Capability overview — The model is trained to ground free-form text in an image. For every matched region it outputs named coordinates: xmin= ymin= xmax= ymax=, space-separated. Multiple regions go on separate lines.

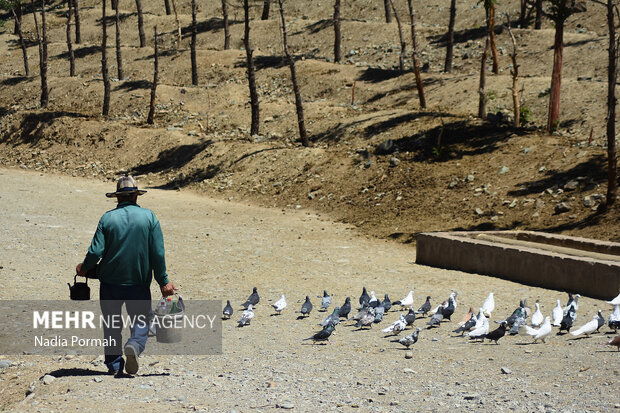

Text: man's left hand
xmin=160 ymin=282 xmax=177 ymax=297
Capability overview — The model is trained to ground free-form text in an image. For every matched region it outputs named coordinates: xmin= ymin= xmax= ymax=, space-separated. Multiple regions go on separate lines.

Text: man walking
xmin=76 ymin=175 xmax=176 ymax=376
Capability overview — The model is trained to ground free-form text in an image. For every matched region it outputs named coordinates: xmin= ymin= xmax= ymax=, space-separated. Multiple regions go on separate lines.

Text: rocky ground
xmin=0 ymin=168 xmax=619 ymax=413
xmin=0 ymin=0 xmax=618 ymax=246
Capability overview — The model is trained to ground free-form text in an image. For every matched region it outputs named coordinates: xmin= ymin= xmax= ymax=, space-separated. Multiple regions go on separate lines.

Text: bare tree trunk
xmin=243 ymin=0 xmax=260 ymax=135
xmin=66 ymin=1 xmax=75 ymax=77
xmin=11 ymin=7 xmax=30 ymax=77
xmin=147 ymin=27 xmax=159 ymax=124
xmin=164 ymin=0 xmax=171 ymax=15
xmin=261 ymin=0 xmax=270 ymax=20
xmin=102 ymin=0 xmax=111 ymax=117
xmin=115 ymin=0 xmax=123 ymax=80
xmin=519 ymin=0 xmax=527 ymax=28
xmin=13 ymin=3 xmax=22 ymax=36
xmin=508 ymin=19 xmax=519 ymax=127
xmin=478 ymin=37 xmax=489 ymax=119
xmin=406 ymin=0 xmax=426 ymax=108
xmin=32 ymin=0 xmax=49 ymax=107
xmin=171 ymin=0 xmax=181 ymax=48
xmin=547 ymin=20 xmax=564 ymax=131
xmin=222 ymin=0 xmax=230 ymax=50
xmin=191 ymin=0 xmax=198 ymax=85
xmin=605 ymin=0 xmax=617 ymax=206
xmin=111 ymin=0 xmax=118 ymax=9
xmin=73 ymin=0 xmax=81 ymax=43
xmin=383 ymin=0 xmax=392 ymax=23
xmin=334 ymin=0 xmax=341 ymax=63
xmin=41 ymin=0 xmax=48 ymax=107
xmin=388 ymin=0 xmax=406 ymax=71
xmin=444 ymin=0 xmax=456 ymax=72
xmin=487 ymin=2 xmax=499 ymax=74
xmin=135 ymin=0 xmax=145 ymax=47
xmin=278 ymin=0 xmax=309 ymax=147
xmin=535 ymin=0 xmax=542 ymax=29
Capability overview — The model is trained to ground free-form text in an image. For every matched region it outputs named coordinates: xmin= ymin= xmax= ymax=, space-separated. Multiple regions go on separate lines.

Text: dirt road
xmin=0 ymin=168 xmax=617 ymax=412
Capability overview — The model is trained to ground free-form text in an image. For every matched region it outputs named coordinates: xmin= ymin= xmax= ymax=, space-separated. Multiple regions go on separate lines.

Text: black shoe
xmin=107 ymin=368 xmax=119 ymax=376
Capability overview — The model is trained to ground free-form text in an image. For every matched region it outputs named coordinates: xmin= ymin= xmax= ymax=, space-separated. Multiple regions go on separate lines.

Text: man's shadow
xmin=48 ymin=368 xmax=170 ymax=379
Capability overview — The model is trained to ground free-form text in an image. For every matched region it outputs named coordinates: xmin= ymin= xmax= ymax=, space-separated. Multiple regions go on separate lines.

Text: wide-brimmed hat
xmin=105 ymin=175 xmax=147 ymax=198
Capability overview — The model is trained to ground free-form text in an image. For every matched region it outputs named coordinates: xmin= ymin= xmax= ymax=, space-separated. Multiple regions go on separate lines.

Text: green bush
xmin=520 ymin=106 xmax=532 ymax=126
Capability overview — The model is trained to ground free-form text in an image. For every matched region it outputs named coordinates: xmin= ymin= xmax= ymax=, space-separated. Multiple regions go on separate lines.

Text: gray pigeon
xmin=427 ymin=311 xmax=444 ymax=328
xmin=374 ymin=305 xmax=385 ymax=323
xmin=320 ymin=290 xmax=332 ymax=311
xmin=300 ymin=296 xmax=313 ymax=317
xmin=508 ymin=307 xmax=527 ymax=335
xmin=415 ymin=296 xmax=432 ymax=317
xmin=359 ymin=287 xmax=370 ymax=307
xmin=381 ymin=294 xmax=392 ymax=312
xmin=499 ymin=300 xmax=526 ymax=328
xmin=355 ymin=308 xmax=375 ymax=329
xmin=398 ymin=328 xmax=421 ymax=348
xmin=222 ymin=300 xmax=234 ymax=319
xmin=352 ymin=305 xmax=369 ymax=322
xmin=303 ymin=324 xmax=335 ymax=343
xmin=242 ymin=287 xmax=260 ymax=309
xmin=404 ymin=308 xmax=416 ymax=326
xmin=338 ymin=297 xmax=351 ymax=319
xmin=320 ymin=307 xmax=341 ymax=327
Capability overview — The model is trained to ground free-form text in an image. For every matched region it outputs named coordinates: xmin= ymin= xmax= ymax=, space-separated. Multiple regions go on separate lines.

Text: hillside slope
xmin=0 ymin=0 xmax=617 ymax=242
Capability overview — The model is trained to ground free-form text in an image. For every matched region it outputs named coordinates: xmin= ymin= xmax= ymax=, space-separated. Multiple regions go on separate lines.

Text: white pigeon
xmin=396 ymin=291 xmax=414 ymax=309
xmin=369 ymin=291 xmax=379 ymax=306
xmin=272 ymin=294 xmax=287 ymax=315
xmin=481 ymin=292 xmax=495 ymax=317
xmin=466 ymin=310 xmax=489 ymax=340
xmin=609 ymin=305 xmax=620 ymax=330
xmin=471 ymin=308 xmax=486 ymax=330
xmin=238 ymin=305 xmax=254 ymax=326
xmin=570 ymin=314 xmax=599 ymax=337
xmin=382 ymin=314 xmax=407 ymax=335
xmin=552 ymin=299 xmax=563 ymax=327
xmin=522 ymin=316 xmax=552 ymax=343
xmin=531 ymin=302 xmax=544 ymax=327
xmin=564 ymin=294 xmax=580 ymax=313
xmin=606 ymin=292 xmax=620 ymax=306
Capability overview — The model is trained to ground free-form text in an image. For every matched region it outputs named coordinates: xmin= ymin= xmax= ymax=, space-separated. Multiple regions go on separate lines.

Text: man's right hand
xmin=160 ymin=282 xmax=177 ymax=297
xmin=76 ymin=263 xmax=87 ymax=277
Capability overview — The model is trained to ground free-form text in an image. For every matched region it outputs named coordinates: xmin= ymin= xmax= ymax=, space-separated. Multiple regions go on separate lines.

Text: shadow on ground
xmin=10 ymin=111 xmax=88 ymax=146
xmin=115 ymin=79 xmax=152 ymax=91
xmin=55 ymin=45 xmax=101 ymax=60
xmin=131 ymin=140 xmax=214 ymax=176
xmin=507 ymin=155 xmax=607 ymax=197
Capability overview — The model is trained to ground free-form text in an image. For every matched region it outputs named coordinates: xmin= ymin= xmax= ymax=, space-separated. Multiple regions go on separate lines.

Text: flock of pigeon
xmin=221 ymin=287 xmax=620 ymax=350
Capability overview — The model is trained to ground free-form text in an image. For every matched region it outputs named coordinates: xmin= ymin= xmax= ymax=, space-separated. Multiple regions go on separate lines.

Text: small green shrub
xmin=520 ymin=106 xmax=532 ymax=126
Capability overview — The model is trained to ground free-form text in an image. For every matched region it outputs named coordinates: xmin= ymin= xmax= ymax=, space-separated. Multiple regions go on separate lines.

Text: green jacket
xmin=82 ymin=202 xmax=169 ymax=287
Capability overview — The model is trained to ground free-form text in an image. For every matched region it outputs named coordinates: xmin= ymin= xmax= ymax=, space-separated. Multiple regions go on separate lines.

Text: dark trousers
xmin=99 ymin=283 xmax=152 ymax=371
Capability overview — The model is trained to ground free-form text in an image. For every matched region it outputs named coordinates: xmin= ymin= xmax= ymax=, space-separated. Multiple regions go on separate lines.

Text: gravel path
xmin=0 ymin=167 xmax=618 ymax=412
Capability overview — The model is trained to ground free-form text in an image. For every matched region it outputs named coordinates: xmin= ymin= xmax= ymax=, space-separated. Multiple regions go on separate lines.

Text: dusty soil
xmin=0 ymin=0 xmax=618 ymax=247
xmin=0 ymin=167 xmax=619 ymax=413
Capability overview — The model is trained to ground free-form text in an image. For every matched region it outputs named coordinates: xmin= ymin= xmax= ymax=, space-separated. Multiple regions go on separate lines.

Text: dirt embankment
xmin=0 ymin=0 xmax=618 ymax=246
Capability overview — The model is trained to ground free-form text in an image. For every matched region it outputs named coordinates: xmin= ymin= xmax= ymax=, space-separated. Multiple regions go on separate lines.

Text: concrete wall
xmin=416 ymin=232 xmax=620 ymax=300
